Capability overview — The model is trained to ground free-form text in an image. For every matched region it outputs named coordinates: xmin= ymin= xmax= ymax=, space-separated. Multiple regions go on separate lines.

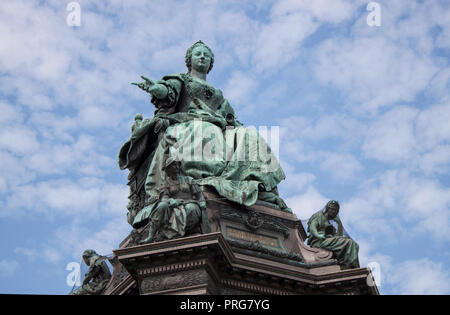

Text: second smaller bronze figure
xmin=307 ymin=200 xmax=360 ymax=269
xmin=70 ymin=249 xmax=111 ymax=295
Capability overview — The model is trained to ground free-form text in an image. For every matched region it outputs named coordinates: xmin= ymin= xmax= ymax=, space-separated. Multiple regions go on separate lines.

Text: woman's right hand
xmin=132 ymin=75 xmax=155 ymax=92
xmin=132 ymin=75 xmax=168 ymax=99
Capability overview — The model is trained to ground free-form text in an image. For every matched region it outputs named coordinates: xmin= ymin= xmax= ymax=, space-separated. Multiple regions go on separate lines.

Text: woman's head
xmin=325 ymin=200 xmax=340 ymax=219
xmin=185 ymin=40 xmax=214 ymax=74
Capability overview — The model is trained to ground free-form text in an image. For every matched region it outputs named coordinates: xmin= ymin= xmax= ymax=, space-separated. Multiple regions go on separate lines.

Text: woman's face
xmin=326 ymin=207 xmax=339 ymax=219
xmin=190 ymin=45 xmax=212 ymax=74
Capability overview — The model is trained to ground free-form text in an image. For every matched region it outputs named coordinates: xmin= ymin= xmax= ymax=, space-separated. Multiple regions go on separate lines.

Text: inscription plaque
xmin=227 ymin=226 xmax=280 ymax=248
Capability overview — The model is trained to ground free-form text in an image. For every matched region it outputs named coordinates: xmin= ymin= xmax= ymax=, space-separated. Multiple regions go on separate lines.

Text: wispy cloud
xmin=0 ymin=259 xmax=20 ymax=277
xmin=388 ymin=258 xmax=450 ymax=294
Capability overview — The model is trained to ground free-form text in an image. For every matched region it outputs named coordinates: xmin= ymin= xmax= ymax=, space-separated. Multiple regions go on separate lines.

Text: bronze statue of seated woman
xmin=307 ymin=200 xmax=360 ymax=269
xmin=119 ymin=41 xmax=292 ymax=242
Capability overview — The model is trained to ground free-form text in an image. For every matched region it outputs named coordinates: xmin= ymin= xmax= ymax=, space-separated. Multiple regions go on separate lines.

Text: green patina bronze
xmin=136 ymin=158 xmax=210 ymax=243
xmin=119 ymin=41 xmax=290 ymax=244
xmin=70 ymin=250 xmax=111 ymax=295
xmin=307 ymin=200 xmax=360 ymax=269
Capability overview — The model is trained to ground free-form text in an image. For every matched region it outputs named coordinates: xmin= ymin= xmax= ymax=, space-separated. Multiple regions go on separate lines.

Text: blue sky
xmin=0 ymin=0 xmax=449 ymax=294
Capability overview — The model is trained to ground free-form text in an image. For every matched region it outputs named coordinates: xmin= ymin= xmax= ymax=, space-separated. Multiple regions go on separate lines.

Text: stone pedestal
xmin=108 ymin=232 xmax=377 ymax=295
xmin=103 ymin=192 xmax=379 ymax=295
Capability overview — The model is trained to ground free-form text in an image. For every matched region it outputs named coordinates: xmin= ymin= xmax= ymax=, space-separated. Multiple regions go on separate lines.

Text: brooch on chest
xmin=203 ymin=86 xmax=214 ymax=100
xmin=183 ymin=73 xmax=215 ymax=101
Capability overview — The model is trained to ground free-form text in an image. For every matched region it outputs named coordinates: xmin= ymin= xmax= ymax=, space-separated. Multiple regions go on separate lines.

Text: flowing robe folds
xmin=119 ymin=73 xmax=289 ymax=230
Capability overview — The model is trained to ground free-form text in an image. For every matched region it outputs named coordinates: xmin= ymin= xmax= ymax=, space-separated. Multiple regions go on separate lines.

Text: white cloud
xmin=53 ymin=217 xmax=131 ymax=261
xmin=29 ymin=112 xmax=78 ymax=142
xmin=19 ymin=133 xmax=115 ymax=176
xmin=43 ymin=247 xmax=63 ymax=264
xmin=362 ymin=106 xmax=419 ymax=163
xmin=355 ymin=240 xmax=450 ymax=294
xmin=344 ymin=170 xmax=450 ymax=240
xmin=290 ymin=0 xmax=361 ymax=22
xmin=223 ymin=71 xmax=258 ymax=107
xmin=355 ymin=239 xmax=392 ymax=290
xmin=253 ymin=0 xmax=356 ymax=72
xmin=279 ymin=114 xmax=364 ymax=181
xmin=357 ymin=238 xmax=391 ymax=269
xmin=279 ymin=171 xmax=316 ymax=195
xmin=418 ymin=145 xmax=450 ymax=175
xmin=362 ymin=104 xmax=450 ymax=174
xmin=280 ymin=113 xmax=364 ymax=146
xmin=416 ymin=103 xmax=450 ymax=151
xmin=427 ymin=68 xmax=450 ymax=101
xmin=0 ymin=259 xmax=20 ymax=277
xmin=72 ymin=218 xmax=131 ymax=258
xmin=319 ymin=152 xmax=363 ymax=180
xmin=14 ymin=247 xmax=38 ymax=261
xmin=286 ymin=185 xmax=329 ymax=220
xmin=251 ymin=0 xmax=357 ymax=73
xmin=388 ymin=258 xmax=450 ymax=294
xmin=0 ymin=127 xmax=40 ymax=156
xmin=314 ymin=37 xmax=438 ymax=113
xmin=312 ymin=0 xmax=447 ymax=113
xmin=252 ymin=13 xmax=318 ymax=73
xmin=0 ymin=151 xmax=36 ymax=196
xmin=6 ymin=178 xmax=128 ymax=218
xmin=0 ymin=101 xmax=24 ymax=124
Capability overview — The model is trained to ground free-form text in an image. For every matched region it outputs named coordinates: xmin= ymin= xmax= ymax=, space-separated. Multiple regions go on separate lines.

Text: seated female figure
xmin=307 ymin=200 xmax=360 ymax=269
xmin=123 ymin=41 xmax=291 ymax=241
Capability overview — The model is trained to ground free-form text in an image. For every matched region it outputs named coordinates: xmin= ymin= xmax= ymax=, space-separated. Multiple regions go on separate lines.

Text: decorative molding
xmin=225 ymin=237 xmax=304 ymax=262
xmin=221 ymin=279 xmax=291 ymax=295
xmin=221 ymin=209 xmax=290 ymax=238
xmin=244 ymin=210 xmax=264 ymax=231
xmin=141 ymin=269 xmax=208 ymax=293
xmin=137 ymin=259 xmax=207 ymax=277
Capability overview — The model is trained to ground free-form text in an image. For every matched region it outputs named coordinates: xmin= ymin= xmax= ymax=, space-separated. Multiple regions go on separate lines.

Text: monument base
xmin=104 ymin=232 xmax=378 ymax=295
xmin=102 ymin=190 xmax=378 ymax=295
